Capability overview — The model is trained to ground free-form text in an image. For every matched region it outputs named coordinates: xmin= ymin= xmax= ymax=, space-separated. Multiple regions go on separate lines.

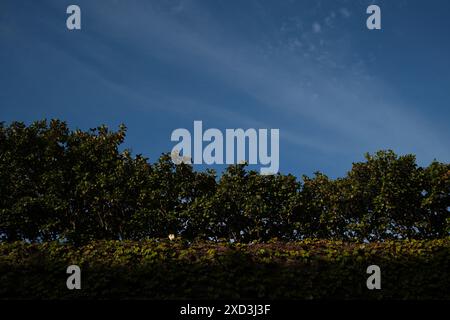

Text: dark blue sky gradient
xmin=1 ymin=0 xmax=449 ymax=177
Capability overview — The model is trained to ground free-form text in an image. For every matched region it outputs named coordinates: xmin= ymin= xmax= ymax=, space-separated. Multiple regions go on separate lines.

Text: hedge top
xmin=0 ymin=120 xmax=449 ymax=244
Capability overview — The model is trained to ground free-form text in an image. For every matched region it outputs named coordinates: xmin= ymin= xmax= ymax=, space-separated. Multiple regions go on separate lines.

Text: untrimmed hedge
xmin=1 ymin=239 xmax=449 ymax=299
xmin=1 ymin=120 xmax=449 ymax=244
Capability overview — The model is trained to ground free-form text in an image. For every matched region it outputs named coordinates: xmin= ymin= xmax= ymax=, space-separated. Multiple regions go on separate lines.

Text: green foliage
xmin=0 ymin=239 xmax=449 ymax=299
xmin=0 ymin=120 xmax=449 ymax=243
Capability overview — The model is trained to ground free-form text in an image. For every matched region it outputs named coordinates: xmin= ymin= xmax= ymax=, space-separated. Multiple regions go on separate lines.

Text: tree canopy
xmin=0 ymin=120 xmax=449 ymax=244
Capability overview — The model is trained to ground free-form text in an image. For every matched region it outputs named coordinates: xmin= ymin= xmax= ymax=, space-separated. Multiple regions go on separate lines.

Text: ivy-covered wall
xmin=1 ymin=239 xmax=449 ymax=299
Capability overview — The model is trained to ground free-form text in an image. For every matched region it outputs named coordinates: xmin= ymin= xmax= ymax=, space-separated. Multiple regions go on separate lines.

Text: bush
xmin=0 ymin=120 xmax=449 ymax=243
xmin=0 ymin=239 xmax=449 ymax=299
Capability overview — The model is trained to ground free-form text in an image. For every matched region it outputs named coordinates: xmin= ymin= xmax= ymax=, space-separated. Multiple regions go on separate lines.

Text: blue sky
xmin=1 ymin=0 xmax=449 ymax=177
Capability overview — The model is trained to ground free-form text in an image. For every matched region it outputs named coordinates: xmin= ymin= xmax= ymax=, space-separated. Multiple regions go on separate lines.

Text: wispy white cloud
xmin=42 ymin=1 xmax=450 ymax=165
xmin=339 ymin=8 xmax=351 ymax=18
xmin=312 ymin=22 xmax=322 ymax=33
